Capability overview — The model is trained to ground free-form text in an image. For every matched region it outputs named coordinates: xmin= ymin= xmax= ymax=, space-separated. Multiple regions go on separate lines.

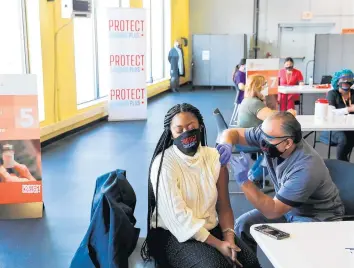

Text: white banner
xmin=107 ymin=8 xmax=147 ymax=121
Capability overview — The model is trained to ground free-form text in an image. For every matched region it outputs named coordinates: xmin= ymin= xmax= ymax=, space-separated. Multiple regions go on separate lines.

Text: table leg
xmin=313 ymin=131 xmax=317 ymax=148
xmin=300 ymin=94 xmax=303 ymax=115
xmin=328 ymin=131 xmax=332 ymax=159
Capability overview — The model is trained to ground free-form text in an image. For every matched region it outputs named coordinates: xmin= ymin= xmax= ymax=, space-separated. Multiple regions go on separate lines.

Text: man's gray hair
xmin=267 ymin=111 xmax=302 ymax=142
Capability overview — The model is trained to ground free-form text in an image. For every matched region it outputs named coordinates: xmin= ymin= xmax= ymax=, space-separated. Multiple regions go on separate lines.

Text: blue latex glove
xmin=216 ymin=143 xmax=232 ymax=165
xmin=230 ymin=152 xmax=251 ymax=185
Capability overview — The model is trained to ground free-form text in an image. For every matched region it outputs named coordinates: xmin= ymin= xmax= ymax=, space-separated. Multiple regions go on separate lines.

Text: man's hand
xmin=230 ymin=152 xmax=250 ymax=185
xmin=216 ymin=143 xmax=233 ymax=166
xmin=287 ymin=109 xmax=297 ymax=117
xmin=0 ymin=163 xmax=36 ymax=182
xmin=348 ymin=105 xmax=354 ymax=113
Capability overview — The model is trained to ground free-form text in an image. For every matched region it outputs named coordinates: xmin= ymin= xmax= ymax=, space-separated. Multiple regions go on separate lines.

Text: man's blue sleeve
xmin=244 ymin=126 xmax=262 ymax=147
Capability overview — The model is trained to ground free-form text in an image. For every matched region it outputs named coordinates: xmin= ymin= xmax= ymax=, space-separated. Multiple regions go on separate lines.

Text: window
xmin=0 ymin=0 xmax=27 ymax=74
xmin=25 ymin=0 xmax=45 ymax=121
xmin=74 ymin=12 xmax=97 ymax=104
xmin=0 ymin=0 xmax=45 ymax=121
xmin=143 ymin=0 xmax=171 ymax=83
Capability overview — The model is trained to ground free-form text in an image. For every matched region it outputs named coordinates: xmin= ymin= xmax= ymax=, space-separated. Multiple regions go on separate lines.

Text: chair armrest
xmin=324 ymin=215 xmax=354 ymax=222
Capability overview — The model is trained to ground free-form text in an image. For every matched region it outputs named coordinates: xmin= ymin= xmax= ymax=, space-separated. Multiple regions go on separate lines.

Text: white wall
xmin=259 ymin=0 xmax=354 ymax=56
xmin=190 ymin=0 xmax=354 ymax=56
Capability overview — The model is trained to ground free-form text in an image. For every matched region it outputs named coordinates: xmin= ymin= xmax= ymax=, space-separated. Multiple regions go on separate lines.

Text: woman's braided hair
xmin=141 ymin=103 xmax=207 ymax=262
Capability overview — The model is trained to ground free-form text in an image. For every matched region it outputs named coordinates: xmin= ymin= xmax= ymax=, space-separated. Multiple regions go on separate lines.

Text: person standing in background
xmin=232 ymin=58 xmax=247 ymax=104
xmin=168 ymin=40 xmax=185 ymax=93
xmin=278 ymin=57 xmax=304 ymax=111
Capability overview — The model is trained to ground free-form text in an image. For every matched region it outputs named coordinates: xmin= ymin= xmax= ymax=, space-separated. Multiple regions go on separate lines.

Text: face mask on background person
xmin=260 ymin=85 xmax=269 ymax=97
xmin=339 ymin=81 xmax=353 ymax=91
xmin=285 ymin=66 xmax=294 ymax=71
xmin=173 ymin=129 xmax=201 ymax=156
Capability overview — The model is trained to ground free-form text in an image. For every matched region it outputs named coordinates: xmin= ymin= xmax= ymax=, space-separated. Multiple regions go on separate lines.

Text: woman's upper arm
xmin=256 ymin=107 xmax=274 ymax=121
xmin=216 ymin=166 xmax=231 ymax=210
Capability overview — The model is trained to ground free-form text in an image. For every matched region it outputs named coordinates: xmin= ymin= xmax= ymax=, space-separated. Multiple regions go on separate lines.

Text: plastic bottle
xmin=309 ymin=76 xmax=313 ymax=87
xmin=2 ymin=144 xmax=15 ymax=170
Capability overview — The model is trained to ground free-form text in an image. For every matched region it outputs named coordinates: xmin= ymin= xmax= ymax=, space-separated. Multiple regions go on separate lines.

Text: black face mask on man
xmin=173 ymin=129 xmax=201 ymax=156
xmin=260 ymin=139 xmax=289 ymax=158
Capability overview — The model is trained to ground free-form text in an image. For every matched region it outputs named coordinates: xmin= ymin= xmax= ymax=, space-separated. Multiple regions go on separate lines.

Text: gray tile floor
xmin=0 ymin=88 xmax=351 ymax=268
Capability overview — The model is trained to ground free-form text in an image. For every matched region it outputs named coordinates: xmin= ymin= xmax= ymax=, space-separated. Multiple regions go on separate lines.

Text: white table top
xmin=278 ymin=85 xmax=331 ymax=94
xmin=251 ymin=222 xmax=354 ymax=268
xmin=296 ymin=115 xmax=354 ymax=131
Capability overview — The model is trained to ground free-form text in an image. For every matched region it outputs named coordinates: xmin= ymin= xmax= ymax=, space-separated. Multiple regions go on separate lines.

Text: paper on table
xmin=202 ymin=50 xmax=210 ymax=61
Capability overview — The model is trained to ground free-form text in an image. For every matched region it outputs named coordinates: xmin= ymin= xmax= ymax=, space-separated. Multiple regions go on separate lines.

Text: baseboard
xmin=0 ymin=202 xmax=43 ymax=219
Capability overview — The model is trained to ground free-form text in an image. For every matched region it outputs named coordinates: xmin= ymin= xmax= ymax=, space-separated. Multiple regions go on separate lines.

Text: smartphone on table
xmin=254 ymin=225 xmax=290 ymax=240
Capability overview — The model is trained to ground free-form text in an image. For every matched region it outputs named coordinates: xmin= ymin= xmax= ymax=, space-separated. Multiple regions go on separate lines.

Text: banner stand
xmin=0 ymin=75 xmax=44 ymax=220
xmin=0 ymin=202 xmax=43 ymax=220
xmin=106 ymin=8 xmax=147 ymax=121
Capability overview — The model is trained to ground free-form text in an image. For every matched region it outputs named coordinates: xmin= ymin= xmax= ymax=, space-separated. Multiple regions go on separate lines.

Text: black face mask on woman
xmin=173 ymin=129 xmax=201 ymax=156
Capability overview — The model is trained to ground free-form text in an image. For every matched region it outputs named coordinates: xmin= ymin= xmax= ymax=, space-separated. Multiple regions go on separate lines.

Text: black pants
xmin=332 ymin=131 xmax=354 ymax=161
xmin=170 ymin=75 xmax=179 ymax=92
xmin=148 ymin=226 xmax=261 ymax=268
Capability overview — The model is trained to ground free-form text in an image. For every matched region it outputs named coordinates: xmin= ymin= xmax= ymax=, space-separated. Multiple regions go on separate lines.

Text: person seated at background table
xmin=232 ymin=58 xmax=246 ymax=104
xmin=236 ymin=74 xmax=296 ymax=182
xmin=278 ymin=57 xmax=304 ymax=111
xmin=237 ymin=74 xmax=296 ymax=128
xmin=321 ymin=69 xmax=354 ymax=162
xmin=217 ymin=112 xmax=344 ymax=253
xmin=141 ymin=103 xmax=261 ymax=268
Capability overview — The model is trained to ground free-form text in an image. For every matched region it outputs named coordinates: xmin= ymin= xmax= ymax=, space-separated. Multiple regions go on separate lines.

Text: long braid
xmin=141 ymin=103 xmax=207 ymax=263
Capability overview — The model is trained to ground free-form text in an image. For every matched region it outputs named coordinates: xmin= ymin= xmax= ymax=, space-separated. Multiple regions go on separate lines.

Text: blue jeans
xmin=235 ymin=209 xmax=319 ymax=253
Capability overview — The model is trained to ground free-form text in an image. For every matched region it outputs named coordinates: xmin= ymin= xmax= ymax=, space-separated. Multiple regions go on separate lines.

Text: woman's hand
xmin=287 ymin=109 xmax=297 ymax=117
xmin=216 ymin=240 xmax=243 ymax=267
xmin=348 ymin=105 xmax=354 ymax=113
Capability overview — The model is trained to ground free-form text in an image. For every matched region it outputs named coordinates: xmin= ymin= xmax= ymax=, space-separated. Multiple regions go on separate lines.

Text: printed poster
xmin=0 ymin=74 xmax=42 ymax=206
xmin=246 ymin=58 xmax=280 ymax=95
xmin=107 ymin=8 xmax=147 ymax=121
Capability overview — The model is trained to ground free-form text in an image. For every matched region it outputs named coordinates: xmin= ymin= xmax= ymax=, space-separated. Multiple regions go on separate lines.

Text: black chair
xmin=213 ymin=108 xmax=274 ymax=194
xmin=323 ymin=159 xmax=354 ymax=221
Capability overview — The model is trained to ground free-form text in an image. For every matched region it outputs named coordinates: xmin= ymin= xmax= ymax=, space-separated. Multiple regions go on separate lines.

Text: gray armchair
xmin=324 ymin=159 xmax=354 ymax=221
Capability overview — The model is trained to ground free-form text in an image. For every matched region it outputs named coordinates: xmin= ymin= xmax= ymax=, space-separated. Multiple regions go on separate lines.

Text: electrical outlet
xmin=61 ymin=0 xmax=73 ymax=19
xmin=302 ymin=11 xmax=313 ymax=20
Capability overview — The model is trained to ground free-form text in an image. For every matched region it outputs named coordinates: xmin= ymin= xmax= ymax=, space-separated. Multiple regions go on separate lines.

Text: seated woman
xmin=237 ymin=74 xmax=296 ymax=128
xmin=232 ymin=58 xmax=246 ymax=104
xmin=237 ymin=74 xmax=296 ymax=180
xmin=322 ymin=69 xmax=354 ymax=161
xmin=141 ymin=103 xmax=260 ymax=268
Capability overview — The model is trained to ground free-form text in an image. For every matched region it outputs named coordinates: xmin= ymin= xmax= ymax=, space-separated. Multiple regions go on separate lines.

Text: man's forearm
xmin=241 ymin=181 xmax=279 ymax=219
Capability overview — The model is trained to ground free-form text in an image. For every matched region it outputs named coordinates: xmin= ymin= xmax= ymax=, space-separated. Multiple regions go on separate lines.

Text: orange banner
xmin=342 ymin=28 xmax=354 ymax=34
xmin=0 ymin=75 xmax=42 ymax=207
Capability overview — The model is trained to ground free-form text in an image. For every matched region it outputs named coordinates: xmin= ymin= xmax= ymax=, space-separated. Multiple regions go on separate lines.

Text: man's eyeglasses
xmin=259 ymin=128 xmax=294 ymax=142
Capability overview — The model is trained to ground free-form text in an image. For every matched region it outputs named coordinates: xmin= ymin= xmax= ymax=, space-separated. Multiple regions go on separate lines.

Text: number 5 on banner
xmin=18 ymin=108 xmax=35 ymax=128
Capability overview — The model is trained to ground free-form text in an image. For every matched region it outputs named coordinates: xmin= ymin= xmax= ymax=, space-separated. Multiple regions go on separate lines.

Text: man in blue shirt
xmin=217 ymin=112 xmax=345 ymax=252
